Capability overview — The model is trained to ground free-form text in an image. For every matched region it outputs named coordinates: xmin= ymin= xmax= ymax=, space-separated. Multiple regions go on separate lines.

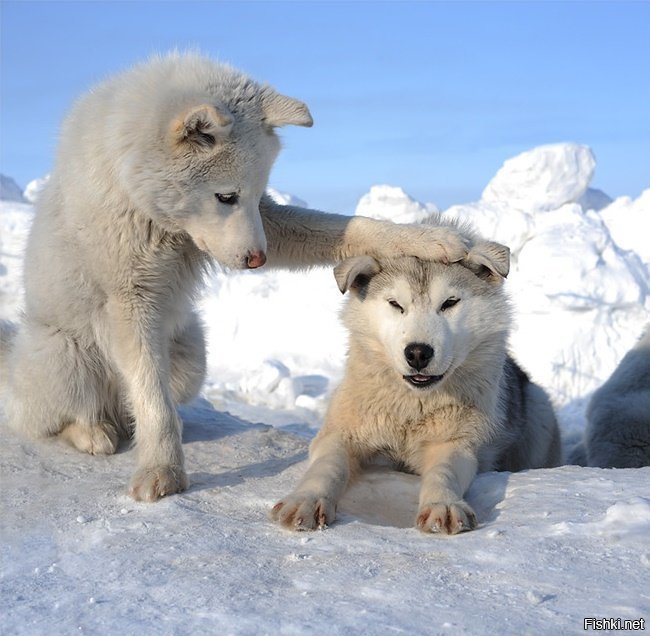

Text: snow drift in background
xmin=356 ymin=184 xmax=438 ymax=224
xmin=1 ymin=143 xmax=648 ymax=447
xmin=445 ymin=143 xmax=649 ymax=440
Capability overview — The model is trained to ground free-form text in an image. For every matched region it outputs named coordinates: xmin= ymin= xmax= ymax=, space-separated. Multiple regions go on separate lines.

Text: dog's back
xmin=491 ymin=356 xmax=561 ymax=471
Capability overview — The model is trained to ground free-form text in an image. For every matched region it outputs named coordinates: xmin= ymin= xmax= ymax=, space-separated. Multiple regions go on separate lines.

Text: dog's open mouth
xmin=403 ymin=373 xmax=444 ymax=389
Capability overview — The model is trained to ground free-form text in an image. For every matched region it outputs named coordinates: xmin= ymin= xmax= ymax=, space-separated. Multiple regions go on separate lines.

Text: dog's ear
xmin=262 ymin=91 xmax=313 ymax=128
xmin=172 ymin=104 xmax=233 ymax=150
xmin=334 ymin=256 xmax=381 ymax=295
xmin=463 ymin=241 xmax=510 ymax=283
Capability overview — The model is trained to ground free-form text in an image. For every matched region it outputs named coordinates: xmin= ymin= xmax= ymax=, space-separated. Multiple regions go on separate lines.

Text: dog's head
xmin=121 ymin=56 xmax=312 ymax=270
xmin=168 ymin=83 xmax=312 ymax=270
xmin=334 ymin=242 xmax=511 ymax=391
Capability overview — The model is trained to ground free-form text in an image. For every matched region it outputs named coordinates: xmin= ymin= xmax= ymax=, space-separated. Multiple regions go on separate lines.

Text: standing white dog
xmin=272 ymin=241 xmax=561 ymax=534
xmin=0 ymin=53 xmax=466 ymax=502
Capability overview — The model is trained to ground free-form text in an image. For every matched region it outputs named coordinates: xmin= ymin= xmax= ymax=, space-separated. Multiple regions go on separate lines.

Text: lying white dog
xmin=273 ymin=240 xmax=560 ymax=534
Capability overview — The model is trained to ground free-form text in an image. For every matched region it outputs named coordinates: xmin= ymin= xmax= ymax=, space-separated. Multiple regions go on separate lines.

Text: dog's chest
xmin=366 ymin=409 xmax=453 ymax=472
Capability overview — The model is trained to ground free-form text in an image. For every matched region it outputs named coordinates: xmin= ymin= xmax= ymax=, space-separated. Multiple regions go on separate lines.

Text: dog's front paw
xmin=416 ymin=501 xmax=477 ymax=535
xmin=128 ymin=465 xmax=189 ymax=502
xmin=402 ymin=225 xmax=469 ymax=264
xmin=271 ymin=494 xmax=335 ymax=531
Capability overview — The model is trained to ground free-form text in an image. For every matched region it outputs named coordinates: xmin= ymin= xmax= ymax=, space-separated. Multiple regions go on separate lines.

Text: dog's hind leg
xmin=59 ymin=419 xmax=119 ymax=455
xmin=169 ymin=311 xmax=207 ymax=405
xmin=6 ymin=321 xmax=121 ymax=452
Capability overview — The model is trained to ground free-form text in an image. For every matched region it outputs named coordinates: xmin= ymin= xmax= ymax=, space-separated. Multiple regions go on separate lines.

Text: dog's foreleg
xmin=416 ymin=442 xmax=479 ymax=535
xmin=271 ymin=432 xmax=355 ymax=530
xmin=106 ymin=298 xmax=188 ymax=502
xmin=259 ymin=195 xmax=467 ymax=269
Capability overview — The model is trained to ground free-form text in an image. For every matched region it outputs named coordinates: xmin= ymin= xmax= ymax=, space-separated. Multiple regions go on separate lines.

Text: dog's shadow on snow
xmin=189 ymin=451 xmax=308 ymax=492
xmin=179 ymin=398 xmax=263 ymax=443
xmin=337 ymin=466 xmax=510 ymax=531
xmin=178 ymin=397 xmax=309 ymax=492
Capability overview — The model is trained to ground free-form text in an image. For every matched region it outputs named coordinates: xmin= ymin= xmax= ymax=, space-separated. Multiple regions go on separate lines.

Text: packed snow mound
xmin=445 ymin=198 xmax=535 ymax=255
xmin=355 ymin=185 xmax=438 ymax=223
xmin=266 ymin=186 xmax=307 ymax=208
xmin=0 ymin=200 xmax=32 ymax=319
xmin=199 ymin=265 xmax=345 ymax=430
xmin=0 ymin=174 xmax=25 ymax=203
xmin=578 ymin=187 xmax=613 ymax=213
xmin=23 ymin=175 xmax=50 ymax=203
xmin=445 ymin=170 xmax=648 ymax=419
xmin=514 ymin=203 xmax=646 ymax=310
xmin=504 ymin=199 xmax=648 ymax=415
xmin=595 ymin=189 xmax=650 ymax=263
xmin=481 ymin=143 xmax=595 ymax=212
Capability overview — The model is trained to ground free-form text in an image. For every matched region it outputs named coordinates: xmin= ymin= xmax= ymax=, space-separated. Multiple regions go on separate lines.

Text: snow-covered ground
xmin=1 ymin=144 xmax=649 ymax=633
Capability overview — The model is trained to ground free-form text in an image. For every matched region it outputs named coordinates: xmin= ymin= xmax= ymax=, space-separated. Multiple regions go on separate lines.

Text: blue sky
xmin=1 ymin=1 xmax=649 ymax=212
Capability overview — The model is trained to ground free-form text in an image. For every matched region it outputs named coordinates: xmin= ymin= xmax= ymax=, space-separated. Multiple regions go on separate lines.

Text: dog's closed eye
xmin=388 ymin=299 xmax=404 ymax=313
xmin=440 ymin=297 xmax=460 ymax=312
xmin=215 ymin=192 xmax=239 ymax=205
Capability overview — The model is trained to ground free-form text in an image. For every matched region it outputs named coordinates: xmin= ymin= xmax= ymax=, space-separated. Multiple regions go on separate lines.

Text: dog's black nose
xmin=404 ymin=343 xmax=434 ymax=370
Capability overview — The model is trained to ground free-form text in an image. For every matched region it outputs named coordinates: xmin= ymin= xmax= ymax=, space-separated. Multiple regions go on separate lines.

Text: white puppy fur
xmin=0 ymin=53 xmax=468 ymax=502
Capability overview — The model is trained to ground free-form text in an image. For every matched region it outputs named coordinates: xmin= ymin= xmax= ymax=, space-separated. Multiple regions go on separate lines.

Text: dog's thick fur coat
xmin=0 ymin=53 xmax=468 ymax=502
xmin=582 ymin=325 xmax=650 ymax=468
xmin=272 ymin=244 xmax=561 ymax=534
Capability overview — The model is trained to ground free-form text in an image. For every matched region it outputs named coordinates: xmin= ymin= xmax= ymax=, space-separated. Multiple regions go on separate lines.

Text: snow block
xmin=481 ymin=143 xmax=595 ymax=212
xmin=355 ymin=185 xmax=438 ymax=224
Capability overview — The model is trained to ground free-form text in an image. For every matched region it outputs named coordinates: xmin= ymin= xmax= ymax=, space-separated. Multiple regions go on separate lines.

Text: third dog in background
xmin=583 ymin=325 xmax=650 ymax=468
